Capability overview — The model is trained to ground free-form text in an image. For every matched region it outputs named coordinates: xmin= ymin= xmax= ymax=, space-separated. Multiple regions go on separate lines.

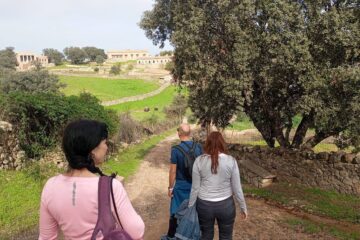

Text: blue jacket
xmin=175 ymin=200 xmax=200 ymax=240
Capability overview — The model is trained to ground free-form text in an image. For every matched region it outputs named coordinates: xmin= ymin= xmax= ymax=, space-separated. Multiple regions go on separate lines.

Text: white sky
xmin=0 ymin=0 xmax=173 ymax=55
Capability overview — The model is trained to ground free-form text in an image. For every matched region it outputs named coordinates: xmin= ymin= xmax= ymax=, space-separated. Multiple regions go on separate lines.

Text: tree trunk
xmin=292 ymin=111 xmax=314 ymax=148
xmin=275 ymin=129 xmax=290 ymax=148
xmin=284 ymin=117 xmax=292 ymax=144
xmin=250 ymin=117 xmax=276 ymax=148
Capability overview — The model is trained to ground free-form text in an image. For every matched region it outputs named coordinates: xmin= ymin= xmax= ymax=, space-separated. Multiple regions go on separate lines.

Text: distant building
xmin=137 ymin=55 xmax=172 ymax=65
xmin=106 ymin=50 xmax=150 ymax=62
xmin=16 ymin=52 xmax=50 ymax=71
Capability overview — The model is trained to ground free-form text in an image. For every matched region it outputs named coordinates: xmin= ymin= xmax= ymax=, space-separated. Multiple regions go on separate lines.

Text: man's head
xmin=177 ymin=123 xmax=191 ymax=140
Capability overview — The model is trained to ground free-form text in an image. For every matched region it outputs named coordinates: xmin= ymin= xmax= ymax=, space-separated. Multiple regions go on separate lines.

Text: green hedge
xmin=2 ymin=92 xmax=118 ymax=158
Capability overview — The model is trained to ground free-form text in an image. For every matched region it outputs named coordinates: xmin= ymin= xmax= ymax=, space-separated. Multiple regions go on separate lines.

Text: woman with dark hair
xmin=189 ymin=131 xmax=247 ymax=240
xmin=39 ymin=119 xmax=145 ymax=240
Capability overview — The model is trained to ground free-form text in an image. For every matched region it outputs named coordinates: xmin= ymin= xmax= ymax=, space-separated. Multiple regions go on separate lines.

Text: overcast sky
xmin=0 ymin=0 xmax=172 ymax=55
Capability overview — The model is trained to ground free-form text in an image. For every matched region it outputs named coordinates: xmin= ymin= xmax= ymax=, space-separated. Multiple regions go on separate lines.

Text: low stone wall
xmin=228 ymin=144 xmax=360 ymax=196
xmin=0 ymin=121 xmax=26 ymax=170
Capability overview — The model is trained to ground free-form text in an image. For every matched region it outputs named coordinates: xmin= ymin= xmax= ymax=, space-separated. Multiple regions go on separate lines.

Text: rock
xmin=120 ymin=142 xmax=129 ymax=148
xmin=144 ymin=107 xmax=150 ymax=112
xmin=0 ymin=121 xmax=13 ymax=132
xmin=16 ymin=151 xmax=26 ymax=160
xmin=253 ymin=145 xmax=261 ymax=153
xmin=329 ymin=153 xmax=341 ymax=163
xmin=341 ymin=154 xmax=354 ymax=163
xmin=317 ymin=152 xmax=329 ymax=161
xmin=353 ymin=155 xmax=360 ymax=164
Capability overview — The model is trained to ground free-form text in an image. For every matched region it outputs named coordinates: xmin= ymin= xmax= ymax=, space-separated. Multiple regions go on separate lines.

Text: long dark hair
xmin=62 ymin=119 xmax=108 ymax=176
xmin=204 ymin=131 xmax=227 ymax=174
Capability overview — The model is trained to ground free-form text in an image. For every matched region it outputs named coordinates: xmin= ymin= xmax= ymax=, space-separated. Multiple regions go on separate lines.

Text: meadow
xmin=59 ymin=76 xmax=160 ymax=101
xmin=108 ymin=85 xmax=181 ymax=121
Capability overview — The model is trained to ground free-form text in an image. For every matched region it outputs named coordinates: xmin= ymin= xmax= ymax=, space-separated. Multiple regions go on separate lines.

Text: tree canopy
xmin=141 ymin=0 xmax=360 ymax=151
xmin=0 ymin=68 xmax=64 ymax=94
xmin=43 ymin=48 xmax=64 ymax=66
xmin=82 ymin=46 xmax=107 ymax=62
xmin=63 ymin=47 xmax=87 ymax=64
xmin=0 ymin=47 xmax=17 ymax=70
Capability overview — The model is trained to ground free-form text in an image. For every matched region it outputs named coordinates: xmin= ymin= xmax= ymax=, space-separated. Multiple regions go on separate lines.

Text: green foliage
xmin=94 ymin=67 xmax=100 ymax=73
xmin=95 ymin=55 xmax=105 ymax=64
xmin=164 ymin=94 xmax=187 ymax=123
xmin=0 ymin=47 xmax=17 ymax=70
xmin=2 ymin=92 xmax=118 ymax=158
xmin=42 ymin=48 xmax=64 ymax=65
xmin=160 ymin=50 xmax=173 ymax=56
xmin=141 ymin=0 xmax=360 ymax=150
xmin=110 ymin=64 xmax=121 ymax=75
xmin=63 ymin=47 xmax=87 ymax=64
xmin=82 ymin=46 xmax=107 ymax=62
xmin=164 ymin=61 xmax=174 ymax=72
xmin=0 ymin=68 xmax=65 ymax=94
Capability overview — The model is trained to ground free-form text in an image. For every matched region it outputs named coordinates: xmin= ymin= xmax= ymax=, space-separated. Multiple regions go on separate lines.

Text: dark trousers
xmin=167 ymin=214 xmax=177 ymax=238
xmin=196 ymin=197 xmax=236 ymax=240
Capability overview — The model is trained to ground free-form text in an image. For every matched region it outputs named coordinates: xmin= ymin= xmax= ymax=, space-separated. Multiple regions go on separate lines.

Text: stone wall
xmin=228 ymin=144 xmax=360 ymax=196
xmin=0 ymin=121 xmax=26 ymax=170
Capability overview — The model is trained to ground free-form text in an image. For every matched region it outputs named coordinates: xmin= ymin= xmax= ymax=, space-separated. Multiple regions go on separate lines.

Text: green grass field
xmin=59 ymin=76 xmax=160 ymax=101
xmin=107 ymin=86 xmax=181 ymax=121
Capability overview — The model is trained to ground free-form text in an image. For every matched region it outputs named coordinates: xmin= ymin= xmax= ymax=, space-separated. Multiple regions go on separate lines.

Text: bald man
xmin=161 ymin=124 xmax=203 ymax=240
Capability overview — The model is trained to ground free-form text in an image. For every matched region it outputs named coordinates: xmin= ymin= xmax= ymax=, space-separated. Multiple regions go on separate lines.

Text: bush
xmin=94 ymin=67 xmax=99 ymax=73
xmin=110 ymin=64 xmax=121 ymax=75
xmin=164 ymin=94 xmax=187 ymax=123
xmin=117 ymin=113 xmax=144 ymax=143
xmin=0 ymin=68 xmax=65 ymax=94
xmin=2 ymin=92 xmax=118 ymax=158
xmin=165 ymin=61 xmax=174 ymax=72
xmin=187 ymin=114 xmax=198 ymax=124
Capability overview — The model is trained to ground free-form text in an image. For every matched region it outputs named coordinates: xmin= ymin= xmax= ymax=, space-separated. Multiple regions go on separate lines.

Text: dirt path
xmin=124 ymin=135 xmax=338 ymax=240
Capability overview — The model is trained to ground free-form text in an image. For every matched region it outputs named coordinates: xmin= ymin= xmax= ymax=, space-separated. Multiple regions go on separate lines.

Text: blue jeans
xmin=196 ymin=197 xmax=236 ymax=240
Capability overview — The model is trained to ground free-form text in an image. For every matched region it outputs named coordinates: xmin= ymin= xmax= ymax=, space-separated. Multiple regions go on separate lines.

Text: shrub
xmin=0 ymin=68 xmax=65 ymax=94
xmin=117 ymin=113 xmax=144 ymax=143
xmin=2 ymin=92 xmax=118 ymax=158
xmin=187 ymin=114 xmax=198 ymax=124
xmin=164 ymin=94 xmax=187 ymax=123
xmin=110 ymin=64 xmax=121 ymax=75
xmin=165 ymin=61 xmax=174 ymax=72
xmin=94 ymin=67 xmax=99 ymax=73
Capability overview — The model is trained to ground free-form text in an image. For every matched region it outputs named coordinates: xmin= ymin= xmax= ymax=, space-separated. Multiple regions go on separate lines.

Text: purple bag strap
xmin=91 ymin=176 xmax=117 ymax=240
xmin=110 ymin=176 xmax=124 ymax=229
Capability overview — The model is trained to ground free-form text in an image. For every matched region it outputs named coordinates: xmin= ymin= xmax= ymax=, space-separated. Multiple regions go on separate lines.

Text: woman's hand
xmin=240 ymin=211 xmax=248 ymax=220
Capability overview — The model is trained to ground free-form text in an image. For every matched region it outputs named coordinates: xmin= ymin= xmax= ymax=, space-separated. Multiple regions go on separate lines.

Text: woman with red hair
xmin=189 ymin=131 xmax=247 ymax=240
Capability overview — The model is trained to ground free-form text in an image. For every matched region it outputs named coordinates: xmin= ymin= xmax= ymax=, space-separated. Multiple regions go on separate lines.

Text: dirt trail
xmin=124 ymin=135 xmax=338 ymax=240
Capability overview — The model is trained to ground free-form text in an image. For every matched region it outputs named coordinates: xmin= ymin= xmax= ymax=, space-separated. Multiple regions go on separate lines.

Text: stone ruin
xmin=0 ymin=121 xmax=27 ymax=170
xmin=228 ymin=144 xmax=360 ymax=196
